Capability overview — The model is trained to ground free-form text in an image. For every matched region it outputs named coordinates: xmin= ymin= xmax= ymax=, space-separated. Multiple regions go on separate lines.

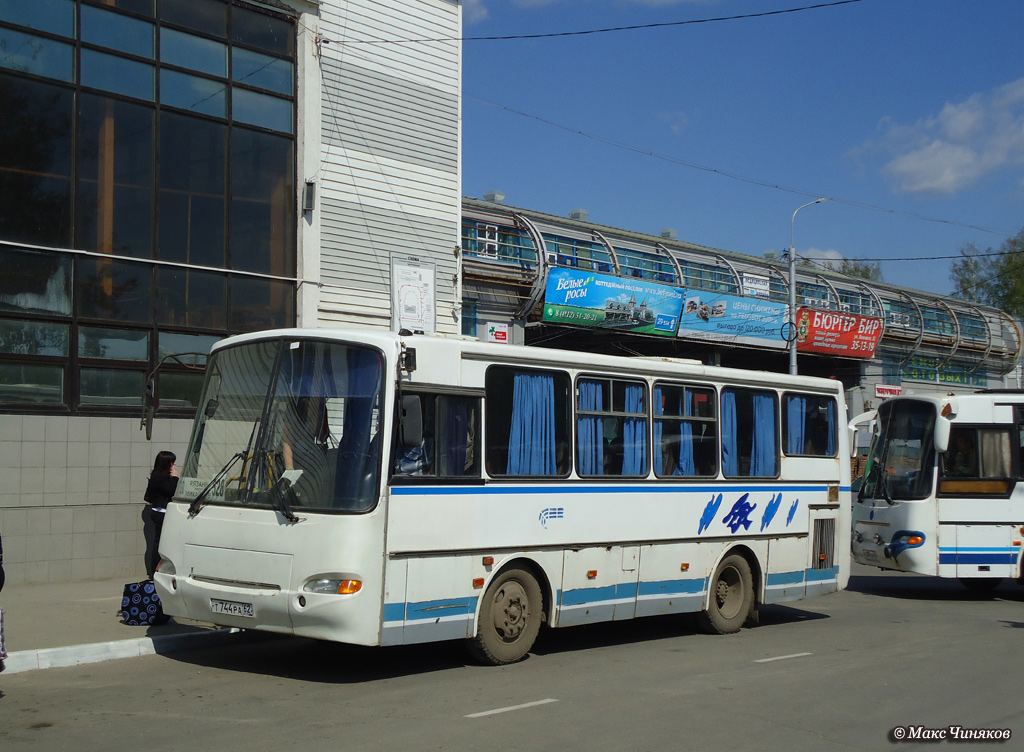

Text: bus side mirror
xmin=140 ymin=378 xmax=156 ymax=441
xmin=934 ymin=416 xmax=951 ymax=453
xmin=399 ymin=395 xmax=422 ymax=449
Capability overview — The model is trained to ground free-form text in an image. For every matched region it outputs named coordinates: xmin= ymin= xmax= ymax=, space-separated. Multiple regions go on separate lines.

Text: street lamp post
xmin=788 ymin=198 xmax=830 ymax=375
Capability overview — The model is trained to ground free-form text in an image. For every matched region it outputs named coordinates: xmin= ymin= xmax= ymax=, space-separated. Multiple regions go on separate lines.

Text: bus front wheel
xmin=468 ymin=568 xmax=542 ymax=665
xmin=698 ymin=554 xmax=754 ymax=635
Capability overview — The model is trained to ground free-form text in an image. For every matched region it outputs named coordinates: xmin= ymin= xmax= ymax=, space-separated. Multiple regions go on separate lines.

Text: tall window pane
xmin=0 ymin=28 xmax=74 ymax=81
xmin=0 ymin=74 xmax=73 ymax=247
xmin=78 ymin=326 xmax=149 ymax=361
xmin=76 ymin=257 xmax=152 ymax=323
xmin=80 ymin=48 xmax=154 ymax=100
xmin=160 ymin=69 xmax=226 ymax=118
xmin=232 ymin=88 xmax=291 ymax=133
xmin=160 ymin=27 xmax=226 ymax=77
xmin=0 ymin=0 xmax=75 ymax=38
xmin=0 ymin=320 xmax=68 ymax=356
xmin=157 ymin=267 xmax=226 ymax=329
xmin=159 ymin=0 xmax=226 ymax=38
xmin=230 ymin=276 xmax=292 ymax=332
xmin=230 ymin=128 xmax=294 ymax=275
xmin=81 ymin=4 xmax=154 ymax=59
xmin=0 ymin=363 xmax=63 ymax=403
xmin=76 ymin=94 xmax=154 ymax=258
xmin=80 ymin=367 xmax=143 ymax=405
xmin=232 ymin=47 xmax=291 ymax=94
xmin=232 ymin=5 xmax=293 ymax=57
xmin=0 ymin=247 xmax=72 ymax=316
xmin=158 ymin=112 xmax=226 ymax=266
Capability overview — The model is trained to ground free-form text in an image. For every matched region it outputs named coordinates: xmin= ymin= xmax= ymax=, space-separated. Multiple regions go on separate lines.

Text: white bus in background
xmin=155 ymin=327 xmax=850 ymax=664
xmin=852 ymin=392 xmax=1024 ymax=592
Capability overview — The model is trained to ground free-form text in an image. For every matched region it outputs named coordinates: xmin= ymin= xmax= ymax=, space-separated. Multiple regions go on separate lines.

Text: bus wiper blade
xmin=271 ymin=477 xmax=300 ymax=523
xmin=188 ymin=451 xmax=244 ymax=517
xmin=880 ymin=473 xmax=894 ymax=506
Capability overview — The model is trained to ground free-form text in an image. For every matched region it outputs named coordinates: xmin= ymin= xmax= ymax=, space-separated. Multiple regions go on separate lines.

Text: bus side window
xmin=782 ymin=393 xmax=837 ymax=457
xmin=721 ymin=387 xmax=778 ymax=478
xmin=485 ymin=366 xmax=571 ymax=477
xmin=939 ymin=426 xmax=1013 ymax=496
xmin=394 ymin=394 xmax=481 ymax=479
xmin=653 ymin=382 xmax=717 ymax=478
xmin=576 ymin=376 xmax=648 ymax=477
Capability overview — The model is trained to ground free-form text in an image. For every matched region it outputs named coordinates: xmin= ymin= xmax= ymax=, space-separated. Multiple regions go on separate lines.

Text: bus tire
xmin=467 ymin=568 xmax=542 ymax=665
xmin=698 ymin=554 xmax=754 ymax=635
xmin=959 ymin=577 xmax=1001 ymax=594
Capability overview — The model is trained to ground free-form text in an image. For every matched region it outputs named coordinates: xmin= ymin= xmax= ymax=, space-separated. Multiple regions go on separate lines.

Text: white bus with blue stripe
xmin=852 ymin=392 xmax=1024 ymax=592
xmin=155 ymin=327 xmax=850 ymax=664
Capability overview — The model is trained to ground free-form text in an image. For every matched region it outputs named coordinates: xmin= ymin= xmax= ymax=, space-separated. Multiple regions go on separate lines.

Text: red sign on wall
xmin=795 ymin=307 xmax=883 ymax=359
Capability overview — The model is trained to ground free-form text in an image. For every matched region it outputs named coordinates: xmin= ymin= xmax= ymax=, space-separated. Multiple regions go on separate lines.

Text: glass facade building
xmin=0 ymin=0 xmax=296 ymax=415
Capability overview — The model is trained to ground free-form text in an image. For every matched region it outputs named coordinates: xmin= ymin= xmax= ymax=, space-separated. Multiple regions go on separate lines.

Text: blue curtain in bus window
xmin=442 ymin=399 xmax=469 ymax=475
xmin=577 ymin=379 xmax=604 ymax=475
xmin=653 ymin=387 xmax=664 ymax=475
xmin=334 ymin=348 xmax=382 ymax=507
xmin=507 ymin=372 xmax=556 ymax=475
xmin=786 ymin=396 xmax=806 ymax=455
xmin=751 ymin=393 xmax=776 ymax=476
xmin=677 ymin=390 xmax=695 ymax=475
xmin=722 ymin=390 xmax=738 ymax=476
xmin=825 ymin=399 xmax=836 ymax=455
xmin=622 ymin=383 xmax=646 ymax=475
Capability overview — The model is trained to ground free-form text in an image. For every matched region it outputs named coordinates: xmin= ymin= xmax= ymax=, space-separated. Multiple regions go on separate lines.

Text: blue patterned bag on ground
xmin=120 ymin=580 xmax=166 ymax=626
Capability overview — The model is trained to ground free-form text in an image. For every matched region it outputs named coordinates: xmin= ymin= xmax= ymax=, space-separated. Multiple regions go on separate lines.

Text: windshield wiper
xmin=270 ymin=474 xmax=300 ymax=523
xmin=879 ymin=470 xmax=895 ymax=506
xmin=188 ymin=451 xmax=244 ymax=517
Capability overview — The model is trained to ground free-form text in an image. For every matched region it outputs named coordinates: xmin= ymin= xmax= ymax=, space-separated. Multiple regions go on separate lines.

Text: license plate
xmin=210 ymin=598 xmax=254 ymax=618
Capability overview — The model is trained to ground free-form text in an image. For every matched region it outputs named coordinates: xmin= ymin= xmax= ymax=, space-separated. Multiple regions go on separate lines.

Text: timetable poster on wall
xmin=795 ymin=307 xmax=883 ymax=358
xmin=391 ymin=255 xmax=437 ymax=333
xmin=541 ymin=268 xmax=683 ymax=337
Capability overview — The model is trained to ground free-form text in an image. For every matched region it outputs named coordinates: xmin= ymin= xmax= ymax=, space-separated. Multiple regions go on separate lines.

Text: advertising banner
xmin=541 ymin=268 xmax=683 ymax=337
xmin=795 ymin=307 xmax=883 ymax=358
xmin=677 ymin=291 xmax=787 ymax=349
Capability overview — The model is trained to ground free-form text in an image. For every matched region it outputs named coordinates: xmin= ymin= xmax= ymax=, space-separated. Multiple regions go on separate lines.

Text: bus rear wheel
xmin=698 ymin=554 xmax=754 ymax=635
xmin=468 ymin=568 xmax=542 ymax=665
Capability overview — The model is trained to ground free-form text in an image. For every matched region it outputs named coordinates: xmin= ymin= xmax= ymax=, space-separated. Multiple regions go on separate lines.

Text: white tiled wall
xmin=0 ymin=415 xmax=192 ymax=585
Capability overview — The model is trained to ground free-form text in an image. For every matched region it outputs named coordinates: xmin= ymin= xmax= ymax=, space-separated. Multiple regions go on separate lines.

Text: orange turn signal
xmin=482 ymin=556 xmax=494 ymax=566
xmin=587 ymin=570 xmax=597 ymax=580
xmin=680 ymin=563 xmax=690 ymax=572
xmin=473 ymin=578 xmax=485 ymax=588
xmin=906 ymin=535 xmax=923 ymax=546
xmin=338 ymin=580 xmax=362 ymax=595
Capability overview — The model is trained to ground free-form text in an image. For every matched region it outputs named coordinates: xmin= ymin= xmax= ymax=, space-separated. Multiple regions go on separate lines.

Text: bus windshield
xmin=178 ymin=339 xmax=385 ymax=514
xmin=862 ymin=400 xmax=936 ymax=501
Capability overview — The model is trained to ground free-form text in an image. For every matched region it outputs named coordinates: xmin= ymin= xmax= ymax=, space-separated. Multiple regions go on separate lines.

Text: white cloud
xmin=871 ymin=77 xmax=1024 ymax=196
xmin=801 ymin=247 xmax=844 ymax=268
xmin=658 ymin=110 xmax=689 ymax=134
xmin=464 ymin=0 xmax=489 ymax=24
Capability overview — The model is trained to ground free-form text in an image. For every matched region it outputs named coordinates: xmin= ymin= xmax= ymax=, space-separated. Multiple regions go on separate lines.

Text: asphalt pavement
xmin=0 ymin=576 xmax=235 ymax=675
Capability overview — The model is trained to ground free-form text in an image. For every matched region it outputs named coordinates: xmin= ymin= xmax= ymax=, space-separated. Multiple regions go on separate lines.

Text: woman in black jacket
xmin=143 ymin=451 xmax=178 ymax=579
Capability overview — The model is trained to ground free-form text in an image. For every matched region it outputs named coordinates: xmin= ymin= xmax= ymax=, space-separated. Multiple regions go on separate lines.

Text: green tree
xmin=950 ymin=228 xmax=1024 ymax=318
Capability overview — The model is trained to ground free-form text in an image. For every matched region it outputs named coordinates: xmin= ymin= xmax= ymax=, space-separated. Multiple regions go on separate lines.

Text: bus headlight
xmin=303 ymin=578 xmax=362 ymax=595
xmin=157 ymin=557 xmax=176 ymax=575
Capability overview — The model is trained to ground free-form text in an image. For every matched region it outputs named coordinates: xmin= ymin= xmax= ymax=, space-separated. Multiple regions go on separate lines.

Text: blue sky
xmin=460 ymin=0 xmax=1024 ymax=296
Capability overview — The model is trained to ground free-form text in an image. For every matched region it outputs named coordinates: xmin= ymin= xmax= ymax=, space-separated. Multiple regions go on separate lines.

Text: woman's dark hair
xmin=153 ymin=450 xmax=176 ymax=475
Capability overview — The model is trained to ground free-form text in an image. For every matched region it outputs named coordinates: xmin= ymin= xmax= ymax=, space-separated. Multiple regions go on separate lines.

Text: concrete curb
xmin=4 ymin=628 xmax=249 ymax=675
